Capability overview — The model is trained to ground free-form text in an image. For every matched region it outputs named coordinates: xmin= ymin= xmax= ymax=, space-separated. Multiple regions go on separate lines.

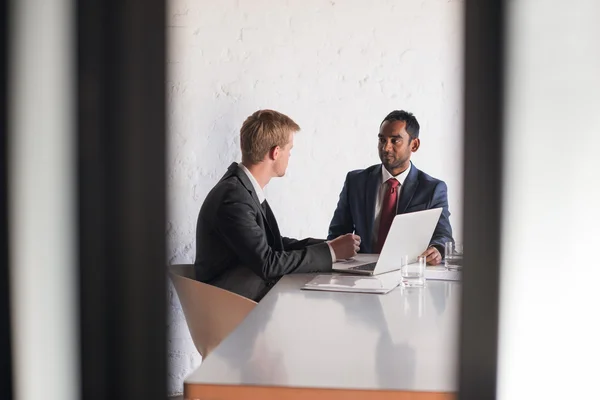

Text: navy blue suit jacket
xmin=327 ymin=163 xmax=453 ymax=254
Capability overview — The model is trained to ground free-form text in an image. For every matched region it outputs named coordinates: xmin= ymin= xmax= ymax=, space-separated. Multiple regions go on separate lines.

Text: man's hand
xmin=421 ymin=246 xmax=442 ymax=266
xmin=329 ymin=233 xmax=361 ymax=260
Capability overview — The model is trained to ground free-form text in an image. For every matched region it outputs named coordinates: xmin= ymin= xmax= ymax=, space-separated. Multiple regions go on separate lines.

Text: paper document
xmin=302 ymin=271 xmax=402 ymax=294
xmin=425 ymin=266 xmax=461 ymax=281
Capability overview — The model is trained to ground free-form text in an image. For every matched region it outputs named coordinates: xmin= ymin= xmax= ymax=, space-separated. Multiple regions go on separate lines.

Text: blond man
xmin=194 ymin=110 xmax=359 ymax=301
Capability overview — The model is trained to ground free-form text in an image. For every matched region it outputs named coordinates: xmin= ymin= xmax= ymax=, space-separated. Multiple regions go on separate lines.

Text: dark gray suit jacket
xmin=194 ymin=162 xmax=333 ymax=301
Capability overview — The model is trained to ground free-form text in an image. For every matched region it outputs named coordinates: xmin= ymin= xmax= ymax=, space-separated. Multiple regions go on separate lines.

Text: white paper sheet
xmin=302 ymin=270 xmax=403 ymax=294
xmin=425 ymin=266 xmax=462 ymax=281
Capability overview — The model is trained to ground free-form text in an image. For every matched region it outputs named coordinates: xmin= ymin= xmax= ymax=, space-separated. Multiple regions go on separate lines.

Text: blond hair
xmin=240 ymin=110 xmax=300 ymax=164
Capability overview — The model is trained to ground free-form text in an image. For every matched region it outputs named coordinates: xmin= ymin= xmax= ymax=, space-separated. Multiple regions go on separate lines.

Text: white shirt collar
xmin=381 ymin=162 xmax=411 ymax=186
xmin=239 ymin=163 xmax=266 ymax=204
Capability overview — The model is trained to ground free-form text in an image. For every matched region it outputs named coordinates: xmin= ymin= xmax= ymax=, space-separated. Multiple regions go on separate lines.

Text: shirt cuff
xmin=326 ymin=241 xmax=337 ymax=263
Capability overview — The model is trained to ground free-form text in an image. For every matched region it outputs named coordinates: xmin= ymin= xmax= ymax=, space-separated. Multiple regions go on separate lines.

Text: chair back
xmin=168 ymin=264 xmax=257 ymax=358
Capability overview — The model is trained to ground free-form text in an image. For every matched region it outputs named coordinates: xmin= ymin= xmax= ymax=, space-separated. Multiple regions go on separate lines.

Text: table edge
xmin=185 ymin=382 xmax=456 ymax=400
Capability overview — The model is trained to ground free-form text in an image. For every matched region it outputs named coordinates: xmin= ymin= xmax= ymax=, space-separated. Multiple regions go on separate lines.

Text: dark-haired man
xmin=327 ymin=110 xmax=453 ymax=265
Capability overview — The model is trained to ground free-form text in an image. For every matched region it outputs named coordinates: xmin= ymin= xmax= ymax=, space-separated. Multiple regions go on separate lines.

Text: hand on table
xmin=421 ymin=246 xmax=442 ymax=266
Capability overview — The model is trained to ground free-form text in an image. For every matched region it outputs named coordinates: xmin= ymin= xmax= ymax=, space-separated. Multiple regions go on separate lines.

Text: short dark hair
xmin=380 ymin=110 xmax=420 ymax=140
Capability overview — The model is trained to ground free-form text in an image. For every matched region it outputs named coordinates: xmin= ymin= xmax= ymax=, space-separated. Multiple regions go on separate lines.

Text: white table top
xmin=185 ymin=274 xmax=460 ymax=393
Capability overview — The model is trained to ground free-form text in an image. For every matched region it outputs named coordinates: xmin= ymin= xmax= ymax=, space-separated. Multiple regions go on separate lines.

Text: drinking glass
xmin=401 ymin=256 xmax=426 ymax=287
xmin=445 ymin=241 xmax=463 ymax=271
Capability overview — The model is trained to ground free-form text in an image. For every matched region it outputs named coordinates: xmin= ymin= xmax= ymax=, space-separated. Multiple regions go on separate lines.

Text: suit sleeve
xmin=428 ymin=181 xmax=454 ymax=254
xmin=282 ymin=237 xmax=326 ymax=251
xmin=327 ymin=173 xmax=355 ymax=240
xmin=216 ymin=196 xmax=332 ymax=280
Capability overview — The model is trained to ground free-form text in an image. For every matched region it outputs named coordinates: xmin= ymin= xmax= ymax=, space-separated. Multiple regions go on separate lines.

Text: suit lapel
xmin=228 ymin=163 xmax=275 ymax=235
xmin=364 ymin=165 xmax=381 ymax=248
xmin=397 ymin=163 xmax=419 ymax=214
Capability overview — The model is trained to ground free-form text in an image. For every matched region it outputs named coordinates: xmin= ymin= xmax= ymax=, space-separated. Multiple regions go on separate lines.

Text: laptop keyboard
xmin=348 ymin=262 xmax=377 ymax=272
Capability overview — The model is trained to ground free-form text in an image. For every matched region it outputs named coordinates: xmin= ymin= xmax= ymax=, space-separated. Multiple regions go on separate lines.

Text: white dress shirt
xmin=372 ymin=162 xmax=412 ymax=248
xmin=239 ymin=163 xmax=336 ymax=262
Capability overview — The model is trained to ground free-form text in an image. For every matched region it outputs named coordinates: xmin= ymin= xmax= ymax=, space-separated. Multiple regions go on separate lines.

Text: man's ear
xmin=268 ymin=145 xmax=280 ymax=161
xmin=410 ymin=138 xmax=420 ymax=152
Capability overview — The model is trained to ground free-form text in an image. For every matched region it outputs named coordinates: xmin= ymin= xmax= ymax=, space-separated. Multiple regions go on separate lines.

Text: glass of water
xmin=401 ymin=256 xmax=426 ymax=287
xmin=445 ymin=241 xmax=463 ymax=271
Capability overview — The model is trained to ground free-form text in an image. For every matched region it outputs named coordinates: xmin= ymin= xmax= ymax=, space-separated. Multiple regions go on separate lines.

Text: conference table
xmin=184 ymin=273 xmax=461 ymax=399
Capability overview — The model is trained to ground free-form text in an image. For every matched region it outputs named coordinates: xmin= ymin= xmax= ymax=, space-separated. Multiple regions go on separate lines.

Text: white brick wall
xmin=166 ymin=0 xmax=463 ymax=394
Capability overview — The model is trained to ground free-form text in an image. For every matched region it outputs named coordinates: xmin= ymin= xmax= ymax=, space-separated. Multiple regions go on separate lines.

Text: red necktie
xmin=375 ymin=178 xmax=400 ymax=253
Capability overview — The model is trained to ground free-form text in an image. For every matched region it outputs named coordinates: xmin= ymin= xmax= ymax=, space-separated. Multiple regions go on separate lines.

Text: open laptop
xmin=332 ymin=208 xmax=443 ymax=275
